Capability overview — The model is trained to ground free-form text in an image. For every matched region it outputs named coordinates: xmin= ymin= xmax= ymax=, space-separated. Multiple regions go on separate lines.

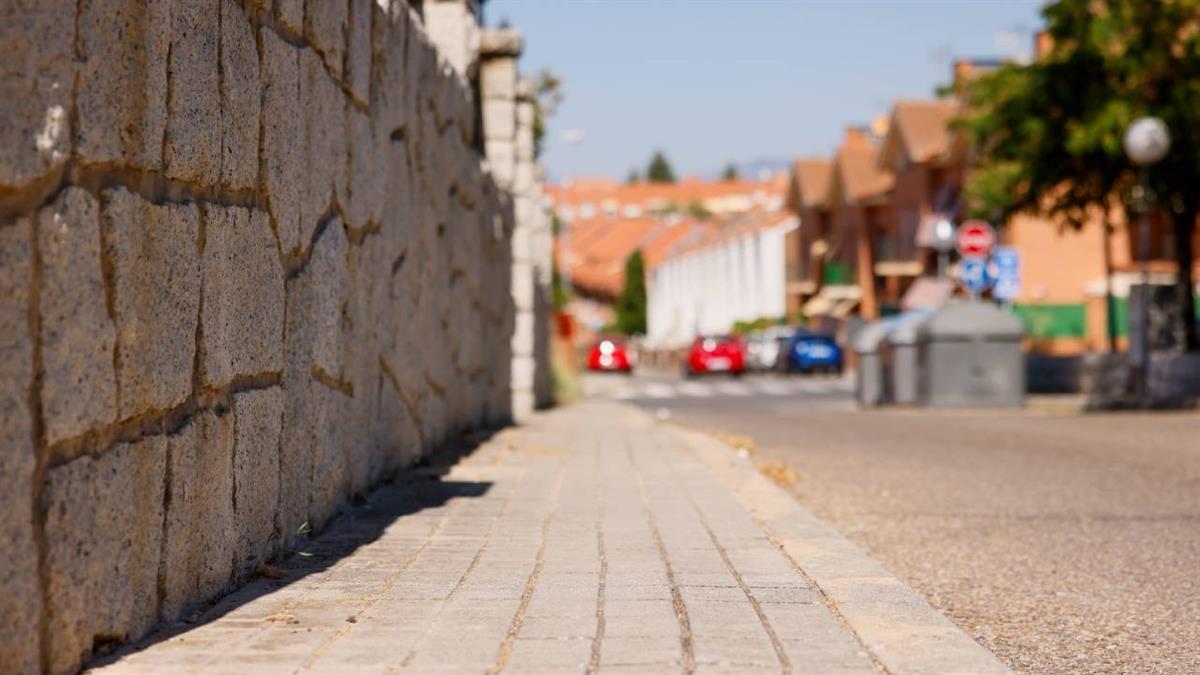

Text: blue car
xmin=782 ymin=332 xmax=843 ymax=374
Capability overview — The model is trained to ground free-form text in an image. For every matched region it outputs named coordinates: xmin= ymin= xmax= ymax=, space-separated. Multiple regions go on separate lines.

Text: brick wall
xmin=0 ymin=2 xmax=516 ymax=672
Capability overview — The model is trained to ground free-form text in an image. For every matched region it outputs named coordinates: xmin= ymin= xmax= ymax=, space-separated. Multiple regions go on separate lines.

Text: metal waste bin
xmin=917 ymin=301 xmax=1025 ymax=407
xmin=853 ymin=319 xmax=895 ymax=407
xmin=885 ymin=310 xmax=933 ymax=405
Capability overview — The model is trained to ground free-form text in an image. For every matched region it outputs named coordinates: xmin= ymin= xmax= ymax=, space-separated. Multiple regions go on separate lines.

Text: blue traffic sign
xmin=992 ymin=246 xmax=1021 ymax=301
xmin=959 ymin=256 xmax=994 ymax=294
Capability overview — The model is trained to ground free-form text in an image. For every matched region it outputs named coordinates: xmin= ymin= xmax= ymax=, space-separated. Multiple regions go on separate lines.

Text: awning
xmin=831 ymin=298 xmax=860 ymax=319
xmin=901 ymin=276 xmax=954 ymax=310
xmin=802 ymin=295 xmax=834 ymax=317
xmin=874 ymin=260 xmax=924 ymax=277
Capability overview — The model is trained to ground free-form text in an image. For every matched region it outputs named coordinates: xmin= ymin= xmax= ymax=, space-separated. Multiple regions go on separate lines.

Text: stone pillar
xmin=422 ymin=0 xmax=480 ymax=78
xmin=479 ymin=28 xmax=521 ymax=189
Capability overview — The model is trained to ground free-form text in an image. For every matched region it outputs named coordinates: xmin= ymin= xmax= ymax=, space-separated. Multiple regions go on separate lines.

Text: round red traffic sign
xmin=956 ymin=220 xmax=996 ymax=257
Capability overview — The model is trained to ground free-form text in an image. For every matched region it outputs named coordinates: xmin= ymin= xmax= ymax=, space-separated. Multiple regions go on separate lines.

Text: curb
xmin=660 ymin=418 xmax=1012 ymax=675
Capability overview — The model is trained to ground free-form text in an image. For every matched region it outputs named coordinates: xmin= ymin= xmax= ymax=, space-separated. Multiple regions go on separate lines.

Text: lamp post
xmin=1123 ymin=116 xmax=1171 ymax=405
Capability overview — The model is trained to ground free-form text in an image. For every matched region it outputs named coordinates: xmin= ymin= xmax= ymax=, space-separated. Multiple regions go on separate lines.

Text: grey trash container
xmin=853 ymin=319 xmax=894 ymax=407
xmin=885 ymin=310 xmax=933 ymax=405
xmin=917 ymin=301 xmax=1025 ymax=407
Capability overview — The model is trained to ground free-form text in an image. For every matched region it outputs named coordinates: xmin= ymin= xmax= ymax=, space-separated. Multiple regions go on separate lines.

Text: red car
xmin=587 ymin=338 xmax=634 ymax=373
xmin=685 ymin=335 xmax=745 ymax=377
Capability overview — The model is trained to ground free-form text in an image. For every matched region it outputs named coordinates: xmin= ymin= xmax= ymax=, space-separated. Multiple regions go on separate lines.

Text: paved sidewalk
xmin=91 ymin=401 xmax=1007 ymax=674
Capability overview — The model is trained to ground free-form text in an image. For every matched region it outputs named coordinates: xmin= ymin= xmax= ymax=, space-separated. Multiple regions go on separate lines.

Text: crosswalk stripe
xmin=714 ymin=381 xmax=752 ymax=396
xmin=677 ymin=382 xmax=711 ymax=397
xmin=641 ymin=383 xmax=675 ymax=399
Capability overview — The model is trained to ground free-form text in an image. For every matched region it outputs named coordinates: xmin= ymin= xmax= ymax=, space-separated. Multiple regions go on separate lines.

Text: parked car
xmin=745 ymin=326 xmax=795 ymax=371
xmin=587 ymin=337 xmax=633 ymax=373
xmin=685 ymin=334 xmax=746 ymax=377
xmin=781 ymin=332 xmax=843 ymax=374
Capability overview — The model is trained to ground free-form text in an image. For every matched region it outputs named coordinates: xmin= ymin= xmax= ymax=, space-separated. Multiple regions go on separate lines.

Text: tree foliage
xmin=615 ymin=250 xmax=648 ymax=335
xmin=721 ymin=163 xmax=739 ymax=181
xmin=645 ymin=151 xmax=676 ymax=184
xmin=531 ymin=69 xmax=563 ymax=159
xmin=958 ymin=0 xmax=1200 ymax=349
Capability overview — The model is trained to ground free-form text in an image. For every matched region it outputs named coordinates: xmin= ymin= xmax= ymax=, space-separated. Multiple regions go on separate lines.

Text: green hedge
xmin=1012 ymin=303 xmax=1087 ymax=339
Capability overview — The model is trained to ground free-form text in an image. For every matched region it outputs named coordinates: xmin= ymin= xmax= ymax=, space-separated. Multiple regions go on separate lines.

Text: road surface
xmin=583 ymin=370 xmax=1200 ymax=674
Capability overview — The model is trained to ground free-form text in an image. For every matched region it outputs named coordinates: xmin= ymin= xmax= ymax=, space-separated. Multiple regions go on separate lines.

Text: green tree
xmin=958 ymin=0 xmax=1200 ymax=350
xmin=615 ymin=250 xmax=647 ymax=335
xmin=645 ymin=151 xmax=676 ymax=184
xmin=721 ymin=163 xmax=739 ymax=181
xmin=685 ymin=200 xmax=712 ymax=220
xmin=531 ymin=69 xmax=563 ymax=159
xmin=625 ymin=169 xmax=640 ymax=185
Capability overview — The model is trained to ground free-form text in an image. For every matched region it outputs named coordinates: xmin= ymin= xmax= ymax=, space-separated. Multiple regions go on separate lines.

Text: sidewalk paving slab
xmin=88 ymin=400 xmax=1009 ymax=675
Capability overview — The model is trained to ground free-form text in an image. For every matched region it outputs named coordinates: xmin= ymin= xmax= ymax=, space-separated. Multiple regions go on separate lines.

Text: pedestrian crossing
xmin=583 ymin=374 xmax=853 ymax=402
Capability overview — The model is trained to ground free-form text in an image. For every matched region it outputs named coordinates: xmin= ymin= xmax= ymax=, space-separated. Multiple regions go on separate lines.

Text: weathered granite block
xmin=278 ymin=365 xmax=313 ymax=550
xmin=101 ymin=188 xmax=200 ymax=419
xmin=260 ymin=27 xmax=304 ymax=255
xmin=44 ymin=437 xmax=167 ymax=675
xmin=220 ymin=0 xmax=261 ymax=191
xmin=0 ymin=220 xmax=40 ymax=675
xmin=346 ymin=0 xmax=373 ymax=105
xmin=76 ymin=0 xmax=170 ymax=171
xmin=0 ymin=0 xmax=73 ymax=189
xmin=38 ymin=188 xmax=118 ymax=445
xmin=309 ymin=384 xmax=348 ymax=529
xmin=232 ymin=387 xmax=283 ymax=578
xmin=305 ymin=0 xmax=347 ymax=82
xmin=287 ymin=218 xmax=349 ymax=380
xmin=160 ymin=410 xmax=235 ymax=622
xmin=201 ymin=206 xmax=285 ymax=388
xmin=164 ymin=0 xmax=221 ymax=185
xmin=347 ymin=109 xmax=387 ymax=231
xmin=300 ymin=49 xmax=349 ymax=249
xmin=275 ymin=0 xmax=305 ymax=37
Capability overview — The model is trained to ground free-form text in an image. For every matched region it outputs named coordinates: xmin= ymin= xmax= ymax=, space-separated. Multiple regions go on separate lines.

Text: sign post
xmin=956 ymin=220 xmax=996 ymax=258
xmin=991 ymin=246 xmax=1020 ymax=304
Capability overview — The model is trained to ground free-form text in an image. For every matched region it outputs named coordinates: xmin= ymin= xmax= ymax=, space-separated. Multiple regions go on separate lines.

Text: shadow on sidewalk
xmin=88 ymin=428 xmax=501 ymax=670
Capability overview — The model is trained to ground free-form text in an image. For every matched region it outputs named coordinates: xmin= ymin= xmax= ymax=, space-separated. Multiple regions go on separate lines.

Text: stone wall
xmin=0 ymin=2 xmax=516 ymax=673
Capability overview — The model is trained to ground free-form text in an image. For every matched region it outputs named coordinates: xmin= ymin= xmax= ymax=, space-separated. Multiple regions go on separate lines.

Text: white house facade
xmin=647 ymin=213 xmax=798 ymax=349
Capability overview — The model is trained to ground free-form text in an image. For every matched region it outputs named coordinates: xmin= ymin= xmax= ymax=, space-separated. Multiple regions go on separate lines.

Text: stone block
xmin=347 ymin=109 xmax=386 ymax=231
xmin=485 ymin=140 xmax=515 ymax=187
xmin=260 ymin=27 xmax=304 ymax=255
xmin=0 ymin=0 xmax=73 ymax=189
xmin=164 ymin=0 xmax=221 ymax=185
xmin=514 ymin=160 xmax=535 ymax=195
xmin=305 ymin=0 xmax=347 ymax=82
xmin=512 ymin=311 xmax=535 ymax=359
xmin=345 ymin=0 xmax=372 ymax=105
xmin=0 ymin=220 xmax=40 ymax=675
xmin=220 ymin=0 xmax=261 ymax=191
xmin=101 ymin=189 xmax=200 ymax=420
xmin=44 ymin=437 xmax=167 ymax=675
xmin=37 ymin=188 xmax=118 ymax=445
xmin=512 ymin=354 xmax=536 ymax=391
xmin=232 ymin=387 xmax=283 ymax=578
xmin=300 ymin=49 xmax=349 ymax=250
xmin=160 ymin=409 xmax=235 ymax=622
xmin=483 ymin=98 xmax=516 ymax=142
xmin=76 ymin=0 xmax=170 ymax=171
xmin=310 ymin=384 xmax=348 ymax=527
xmin=479 ymin=57 xmax=516 ymax=101
xmin=369 ymin=1 xmax=409 ymax=135
xmin=275 ymin=0 xmax=304 ymax=36
xmin=278 ymin=365 xmax=313 ymax=549
xmin=511 ymin=261 xmax=535 ymax=312
xmin=286 ymin=217 xmax=349 ymax=379
xmin=201 ymin=206 xmax=285 ymax=389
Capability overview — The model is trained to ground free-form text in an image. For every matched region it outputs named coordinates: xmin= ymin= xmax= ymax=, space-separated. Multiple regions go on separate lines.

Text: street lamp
xmin=1123 ymin=116 xmax=1171 ymax=405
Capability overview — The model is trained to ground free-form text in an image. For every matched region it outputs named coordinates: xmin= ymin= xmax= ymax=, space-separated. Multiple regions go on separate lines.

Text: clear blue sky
xmin=484 ymin=0 xmax=1045 ymax=182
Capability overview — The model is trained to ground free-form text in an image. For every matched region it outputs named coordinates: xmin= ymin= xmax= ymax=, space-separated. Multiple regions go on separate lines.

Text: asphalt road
xmin=584 ymin=371 xmax=1200 ymax=674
